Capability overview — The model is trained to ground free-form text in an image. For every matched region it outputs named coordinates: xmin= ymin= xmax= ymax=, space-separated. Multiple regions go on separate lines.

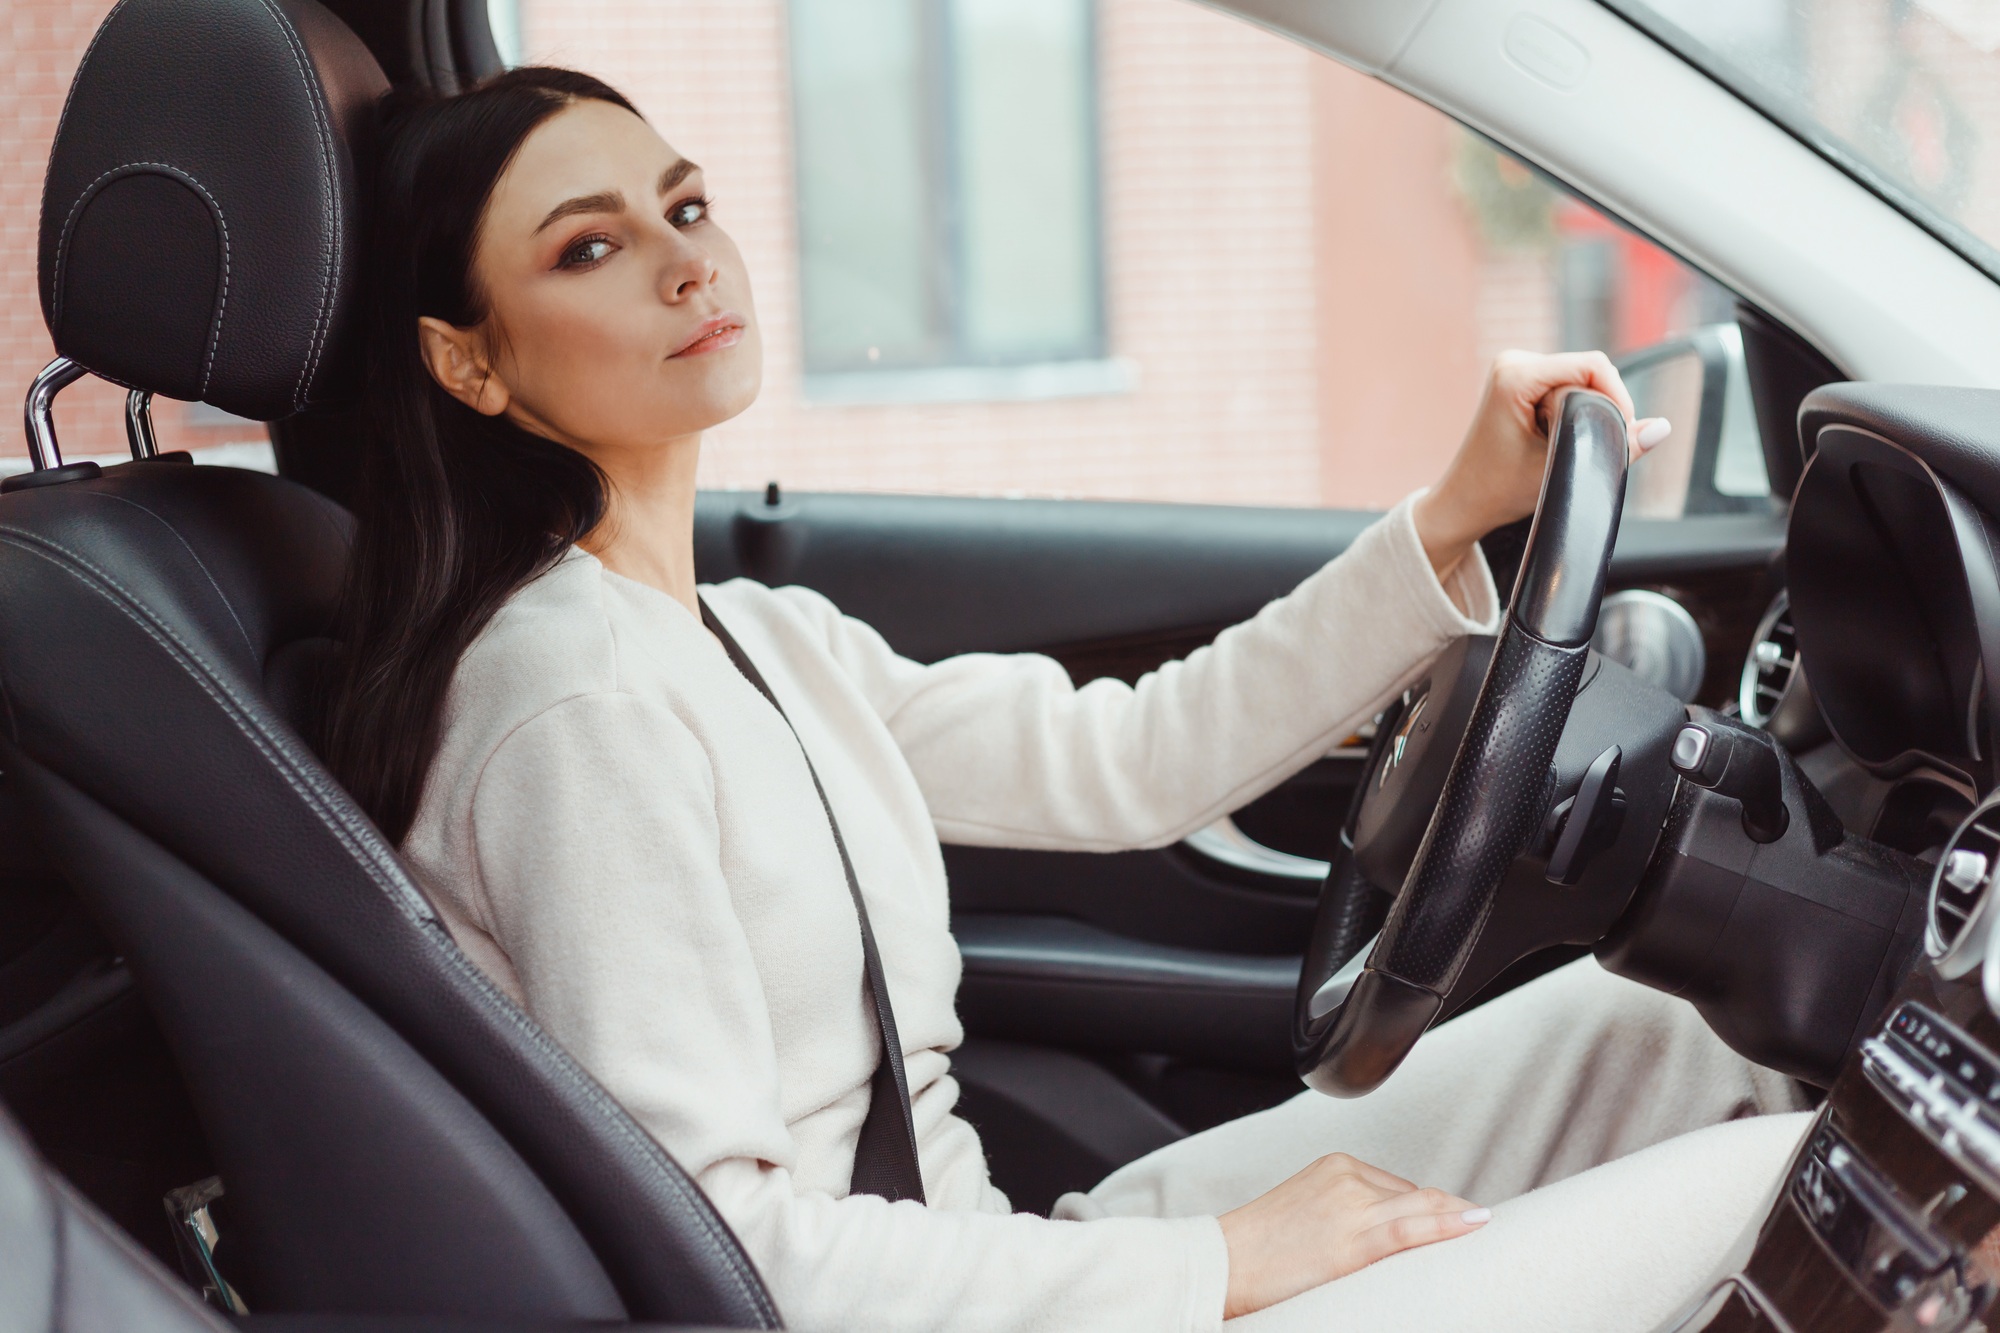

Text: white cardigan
xmin=401 ymin=494 xmax=1500 ymax=1333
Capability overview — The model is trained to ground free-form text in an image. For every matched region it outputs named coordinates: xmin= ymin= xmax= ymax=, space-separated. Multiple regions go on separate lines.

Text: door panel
xmin=692 ymin=493 xmax=1783 ymax=1016
xmin=693 ymin=490 xmax=1381 ymax=664
xmin=953 ymin=914 xmax=1298 ymax=1071
xmin=696 ymin=490 xmax=1783 ymax=680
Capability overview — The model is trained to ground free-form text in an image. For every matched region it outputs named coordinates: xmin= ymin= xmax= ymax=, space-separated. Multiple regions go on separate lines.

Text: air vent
xmin=1739 ymin=592 xmax=1800 ymax=727
xmin=1930 ymin=803 xmax=2000 ymax=970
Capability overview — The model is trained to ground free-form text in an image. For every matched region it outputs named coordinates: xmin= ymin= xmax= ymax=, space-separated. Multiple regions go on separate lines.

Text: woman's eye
xmin=668 ymin=196 xmax=711 ymax=228
xmin=559 ymin=236 xmax=615 ymax=269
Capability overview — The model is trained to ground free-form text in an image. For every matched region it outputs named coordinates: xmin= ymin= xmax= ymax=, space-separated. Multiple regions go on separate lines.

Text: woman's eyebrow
xmin=659 ymin=158 xmax=700 ymax=193
xmin=534 ymin=189 xmax=623 ymax=235
xmin=530 ymin=161 xmax=700 ymax=236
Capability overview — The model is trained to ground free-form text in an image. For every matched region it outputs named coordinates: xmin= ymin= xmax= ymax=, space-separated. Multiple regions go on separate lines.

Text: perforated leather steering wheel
xmin=1293 ymin=390 xmax=1631 ymax=1096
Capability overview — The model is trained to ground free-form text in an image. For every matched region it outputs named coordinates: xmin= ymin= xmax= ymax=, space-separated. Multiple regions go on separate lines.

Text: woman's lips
xmin=670 ymin=314 xmax=746 ymax=358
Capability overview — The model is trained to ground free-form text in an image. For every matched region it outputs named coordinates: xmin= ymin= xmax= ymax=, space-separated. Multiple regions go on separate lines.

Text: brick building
xmin=4 ymin=0 xmax=1725 ymax=507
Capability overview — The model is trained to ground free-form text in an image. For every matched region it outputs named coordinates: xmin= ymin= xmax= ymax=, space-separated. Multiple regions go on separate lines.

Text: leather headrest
xmin=38 ymin=0 xmax=389 ymax=422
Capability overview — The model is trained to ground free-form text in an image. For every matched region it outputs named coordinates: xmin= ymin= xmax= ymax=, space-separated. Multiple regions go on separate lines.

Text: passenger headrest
xmin=38 ymin=0 xmax=388 ymax=422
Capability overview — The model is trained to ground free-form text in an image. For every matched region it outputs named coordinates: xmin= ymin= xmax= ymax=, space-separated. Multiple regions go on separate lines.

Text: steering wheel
xmin=1293 ymin=389 xmax=1632 ymax=1097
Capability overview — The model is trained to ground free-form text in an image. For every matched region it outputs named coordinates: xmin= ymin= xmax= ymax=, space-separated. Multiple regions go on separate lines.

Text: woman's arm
xmin=756 ymin=492 xmax=1497 ymax=852
xmin=760 ymin=351 xmax=1661 ymax=853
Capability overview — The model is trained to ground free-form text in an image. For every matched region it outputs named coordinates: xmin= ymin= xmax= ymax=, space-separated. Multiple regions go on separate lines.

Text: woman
xmin=325 ymin=68 xmax=1810 ymax=1330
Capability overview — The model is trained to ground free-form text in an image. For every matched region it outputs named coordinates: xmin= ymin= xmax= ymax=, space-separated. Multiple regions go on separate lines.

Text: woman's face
xmin=436 ymin=98 xmax=762 ymax=457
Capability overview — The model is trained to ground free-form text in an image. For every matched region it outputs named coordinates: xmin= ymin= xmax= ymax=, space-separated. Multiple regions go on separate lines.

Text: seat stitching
xmin=0 ymin=523 xmax=778 ymax=1321
xmin=0 ymin=525 xmax=428 ymax=918
xmin=250 ymin=0 xmax=340 ymax=412
xmin=52 ymin=163 xmax=233 ymax=396
xmin=71 ymin=491 xmax=258 ymax=665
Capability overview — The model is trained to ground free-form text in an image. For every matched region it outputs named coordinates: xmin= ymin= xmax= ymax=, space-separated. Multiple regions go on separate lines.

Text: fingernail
xmin=1461 ymin=1208 xmax=1492 ymax=1225
xmin=1635 ymin=418 xmax=1671 ymax=449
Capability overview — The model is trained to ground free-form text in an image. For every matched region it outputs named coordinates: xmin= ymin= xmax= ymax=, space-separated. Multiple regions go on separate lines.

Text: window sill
xmin=801 ymin=357 xmax=1137 ymax=407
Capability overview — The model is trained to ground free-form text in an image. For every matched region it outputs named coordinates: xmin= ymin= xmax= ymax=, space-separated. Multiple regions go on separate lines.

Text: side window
xmin=788 ymin=0 xmax=1106 ymax=394
xmin=1617 ymin=327 xmax=1771 ymax=517
xmin=0 ymin=0 xmax=1769 ymax=516
xmin=1448 ymin=149 xmax=1768 ymax=517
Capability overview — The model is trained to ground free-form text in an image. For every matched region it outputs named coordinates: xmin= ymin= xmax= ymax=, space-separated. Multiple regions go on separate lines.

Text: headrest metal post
xmin=125 ymin=389 xmax=159 ymax=460
xmin=24 ymin=357 xmax=87 ymax=472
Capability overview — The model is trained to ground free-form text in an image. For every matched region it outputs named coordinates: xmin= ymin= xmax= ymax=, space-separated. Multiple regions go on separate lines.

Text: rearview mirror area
xmin=1618 ymin=324 xmax=1772 ymax=518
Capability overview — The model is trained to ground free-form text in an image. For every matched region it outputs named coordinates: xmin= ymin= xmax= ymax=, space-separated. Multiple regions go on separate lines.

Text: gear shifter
xmin=1670 ymin=712 xmax=1789 ymax=843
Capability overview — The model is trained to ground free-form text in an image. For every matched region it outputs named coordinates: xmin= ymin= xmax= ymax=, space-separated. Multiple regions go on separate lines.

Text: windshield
xmin=1607 ymin=0 xmax=2000 ymax=278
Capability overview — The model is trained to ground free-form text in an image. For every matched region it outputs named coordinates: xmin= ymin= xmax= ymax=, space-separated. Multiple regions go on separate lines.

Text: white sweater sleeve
xmin=469 ymin=691 xmax=1230 ymax=1333
xmin=780 ymin=492 xmax=1501 ymax=850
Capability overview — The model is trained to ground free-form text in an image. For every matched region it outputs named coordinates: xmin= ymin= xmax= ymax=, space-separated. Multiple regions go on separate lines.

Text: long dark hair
xmin=321 ymin=68 xmax=640 ymax=844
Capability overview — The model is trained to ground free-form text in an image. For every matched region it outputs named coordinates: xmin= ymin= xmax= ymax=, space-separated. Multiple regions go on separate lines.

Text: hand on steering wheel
xmin=1414 ymin=351 xmax=1666 ymax=582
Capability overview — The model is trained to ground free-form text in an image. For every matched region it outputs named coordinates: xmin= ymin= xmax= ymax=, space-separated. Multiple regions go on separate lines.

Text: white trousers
xmin=1055 ymin=958 xmax=1816 ymax=1331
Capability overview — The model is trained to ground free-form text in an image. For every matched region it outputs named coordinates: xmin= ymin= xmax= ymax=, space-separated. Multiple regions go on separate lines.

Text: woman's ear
xmin=417 ymin=316 xmax=512 ymax=416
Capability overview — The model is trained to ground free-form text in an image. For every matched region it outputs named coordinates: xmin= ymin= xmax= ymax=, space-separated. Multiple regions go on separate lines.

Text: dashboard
xmin=1674 ymin=385 xmax=2000 ymax=1332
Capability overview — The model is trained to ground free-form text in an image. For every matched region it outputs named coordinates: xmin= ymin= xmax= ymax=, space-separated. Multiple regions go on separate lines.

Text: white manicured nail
xmin=1635 ymin=418 xmax=1672 ymax=449
xmin=1461 ymin=1208 xmax=1492 ymax=1225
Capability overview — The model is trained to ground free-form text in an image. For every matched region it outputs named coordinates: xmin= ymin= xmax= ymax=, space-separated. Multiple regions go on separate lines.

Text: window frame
xmin=786 ymin=0 xmax=1113 ymax=395
xmin=1596 ymin=0 xmax=2000 ymax=288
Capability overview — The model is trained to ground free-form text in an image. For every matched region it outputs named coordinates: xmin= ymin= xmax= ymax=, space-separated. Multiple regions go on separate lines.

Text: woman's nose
xmin=661 ymin=240 xmax=717 ymax=302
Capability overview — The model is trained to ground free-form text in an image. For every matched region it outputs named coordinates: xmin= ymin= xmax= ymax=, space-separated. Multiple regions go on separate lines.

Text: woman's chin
xmin=678 ymin=346 xmax=764 ymax=431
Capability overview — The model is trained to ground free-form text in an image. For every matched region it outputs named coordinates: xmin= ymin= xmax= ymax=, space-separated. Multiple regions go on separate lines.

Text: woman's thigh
xmin=1234 ymin=1111 xmax=1813 ymax=1333
xmin=1062 ymin=957 xmax=1806 ymax=1220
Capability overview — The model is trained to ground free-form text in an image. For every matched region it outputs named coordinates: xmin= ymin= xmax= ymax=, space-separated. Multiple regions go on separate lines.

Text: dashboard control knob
xmin=1944 ymin=849 xmax=1991 ymax=894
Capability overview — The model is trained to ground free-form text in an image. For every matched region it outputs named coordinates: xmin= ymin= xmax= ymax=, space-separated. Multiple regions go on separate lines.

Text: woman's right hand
xmin=1217 ymin=1152 xmax=1489 ymax=1318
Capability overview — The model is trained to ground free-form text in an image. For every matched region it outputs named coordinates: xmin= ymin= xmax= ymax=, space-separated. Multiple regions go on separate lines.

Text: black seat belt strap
xmin=700 ymin=599 xmax=927 ymax=1205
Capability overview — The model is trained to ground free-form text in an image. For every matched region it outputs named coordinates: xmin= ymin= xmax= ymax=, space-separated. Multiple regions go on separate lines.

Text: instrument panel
xmin=1787 ymin=413 xmax=2000 ymax=791
xmin=1681 ymin=385 xmax=2000 ymax=1332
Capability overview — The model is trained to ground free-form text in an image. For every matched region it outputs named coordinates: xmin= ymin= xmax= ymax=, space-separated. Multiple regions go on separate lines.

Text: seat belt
xmin=700 ymin=599 xmax=927 ymax=1205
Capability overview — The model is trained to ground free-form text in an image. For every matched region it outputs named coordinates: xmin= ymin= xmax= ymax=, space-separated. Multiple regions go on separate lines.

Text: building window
xmin=788 ymin=0 xmax=1106 ymax=392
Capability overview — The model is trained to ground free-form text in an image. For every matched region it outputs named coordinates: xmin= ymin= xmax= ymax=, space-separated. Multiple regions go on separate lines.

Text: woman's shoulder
xmin=453 ymin=548 xmax=623 ymax=711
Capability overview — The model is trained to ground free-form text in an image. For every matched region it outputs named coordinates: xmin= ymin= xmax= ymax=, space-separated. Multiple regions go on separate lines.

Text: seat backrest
xmin=5 ymin=0 xmax=778 ymax=1324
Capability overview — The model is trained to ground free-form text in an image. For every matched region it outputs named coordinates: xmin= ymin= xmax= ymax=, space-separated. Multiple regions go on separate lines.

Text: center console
xmin=1678 ymin=798 xmax=2000 ymax=1332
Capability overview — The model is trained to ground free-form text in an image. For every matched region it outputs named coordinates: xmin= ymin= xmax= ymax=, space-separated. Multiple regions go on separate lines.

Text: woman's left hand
xmin=1413 ymin=350 xmax=1671 ymax=581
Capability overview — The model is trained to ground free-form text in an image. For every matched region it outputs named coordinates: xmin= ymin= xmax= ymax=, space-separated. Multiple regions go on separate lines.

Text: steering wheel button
xmin=1671 ymin=724 xmax=1710 ymax=772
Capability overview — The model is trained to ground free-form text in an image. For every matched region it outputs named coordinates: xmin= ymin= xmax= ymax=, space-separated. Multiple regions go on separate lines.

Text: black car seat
xmin=3 ymin=0 xmax=776 ymax=1324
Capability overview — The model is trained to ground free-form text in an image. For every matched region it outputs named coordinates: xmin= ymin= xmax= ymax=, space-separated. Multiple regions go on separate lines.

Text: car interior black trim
xmin=954 ymin=914 xmax=1299 ymax=1070
xmin=1598 ymin=746 xmax=1931 ymax=1085
xmin=1735 ymin=301 xmax=1844 ymax=503
xmin=1788 ymin=409 xmax=2000 ymax=785
xmin=12 ymin=752 xmax=627 ymax=1318
xmin=948 ymin=1038 xmax=1185 ymax=1217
